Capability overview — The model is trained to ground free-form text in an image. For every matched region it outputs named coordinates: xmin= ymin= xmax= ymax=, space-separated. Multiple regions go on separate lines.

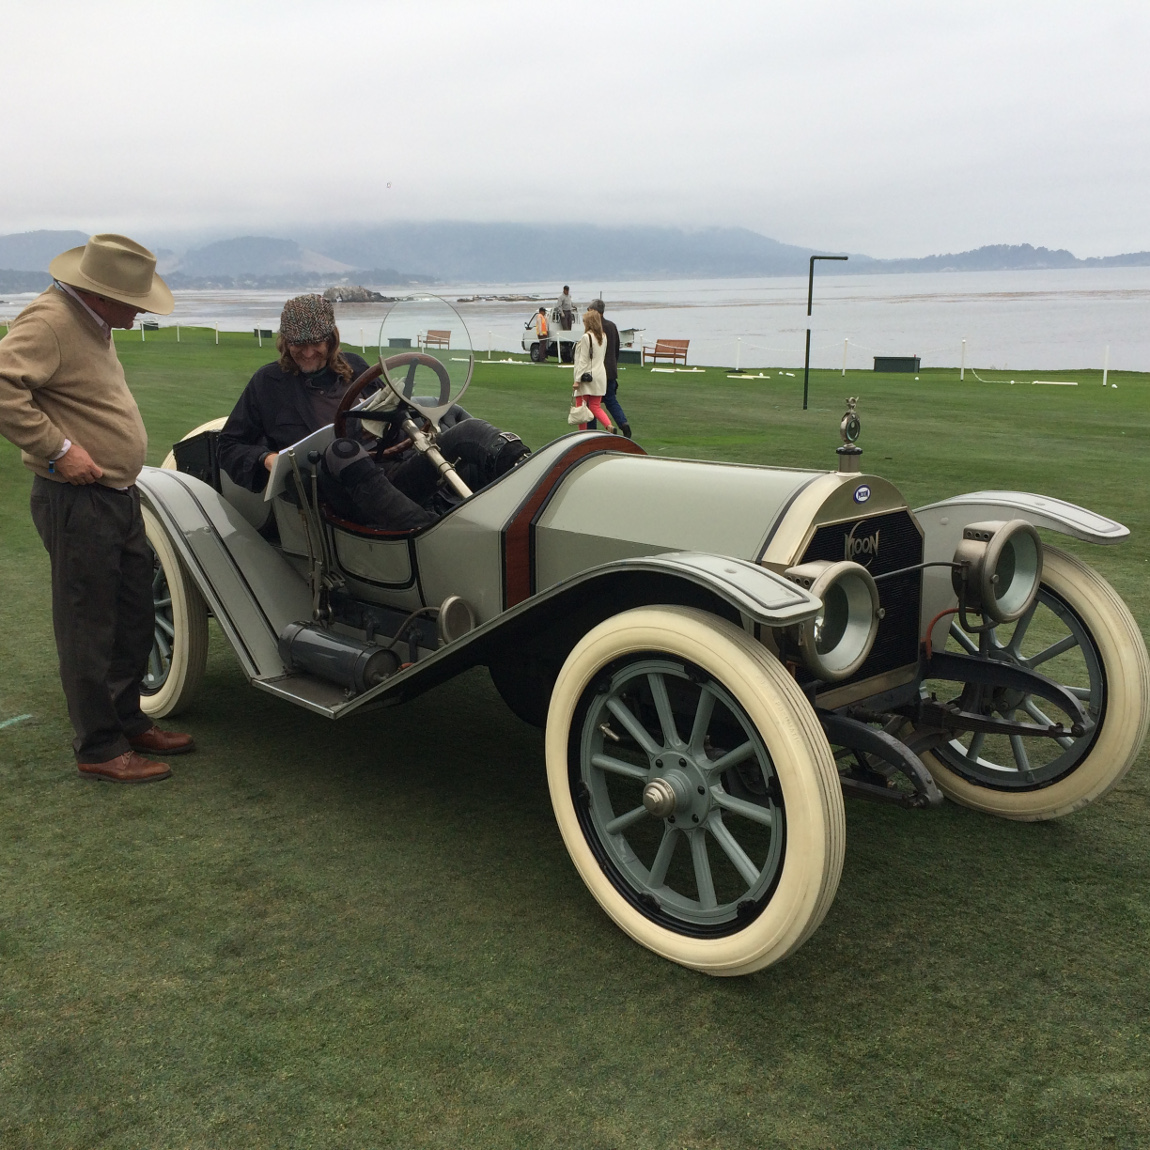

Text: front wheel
xmin=545 ymin=607 xmax=845 ymax=976
xmin=920 ymin=546 xmax=1150 ymax=820
xmin=140 ymin=506 xmax=209 ymax=718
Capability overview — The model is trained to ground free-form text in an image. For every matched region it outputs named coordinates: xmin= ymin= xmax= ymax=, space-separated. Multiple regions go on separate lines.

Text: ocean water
xmin=4 ymin=267 xmax=1148 ymax=372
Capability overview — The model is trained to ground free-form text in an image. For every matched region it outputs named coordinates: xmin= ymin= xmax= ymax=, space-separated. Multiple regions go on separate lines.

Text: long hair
xmin=275 ymin=325 xmax=355 ymax=381
xmin=582 ymin=309 xmax=604 ymax=345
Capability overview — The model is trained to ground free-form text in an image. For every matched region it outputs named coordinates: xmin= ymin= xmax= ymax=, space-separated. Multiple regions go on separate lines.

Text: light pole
xmin=803 ymin=254 xmax=848 ymax=410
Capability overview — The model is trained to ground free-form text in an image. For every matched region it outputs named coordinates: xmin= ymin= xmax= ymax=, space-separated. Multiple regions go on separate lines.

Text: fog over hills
xmin=1 ymin=225 xmax=1148 ymax=292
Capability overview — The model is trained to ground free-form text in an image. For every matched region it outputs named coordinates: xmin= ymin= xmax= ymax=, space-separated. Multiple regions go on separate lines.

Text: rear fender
xmin=914 ymin=490 xmax=1128 ymax=650
xmin=136 ymin=466 xmax=311 ymax=680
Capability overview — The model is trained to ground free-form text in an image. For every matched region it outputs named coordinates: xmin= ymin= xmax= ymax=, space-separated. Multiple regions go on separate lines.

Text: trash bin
xmin=873 ymin=356 xmax=920 ymax=373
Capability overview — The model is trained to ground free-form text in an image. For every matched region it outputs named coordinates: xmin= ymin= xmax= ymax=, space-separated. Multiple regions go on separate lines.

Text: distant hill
xmin=1 ymin=226 xmax=1148 ymax=287
xmin=0 ymin=229 xmax=89 ymax=272
xmin=174 ymin=235 xmax=353 ymax=278
xmin=856 ymin=243 xmax=1150 ymax=274
xmin=299 ymin=223 xmax=822 ymax=281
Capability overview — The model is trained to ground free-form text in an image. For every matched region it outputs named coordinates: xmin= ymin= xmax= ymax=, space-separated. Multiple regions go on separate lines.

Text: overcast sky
xmin=3 ymin=0 xmax=1147 ymax=258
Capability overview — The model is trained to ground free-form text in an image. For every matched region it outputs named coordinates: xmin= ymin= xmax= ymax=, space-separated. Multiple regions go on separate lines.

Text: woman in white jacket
xmin=572 ymin=308 xmax=613 ymax=431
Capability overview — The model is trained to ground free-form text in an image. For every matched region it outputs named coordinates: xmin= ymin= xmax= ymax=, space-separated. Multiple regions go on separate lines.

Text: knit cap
xmin=280 ymin=294 xmax=335 ymax=343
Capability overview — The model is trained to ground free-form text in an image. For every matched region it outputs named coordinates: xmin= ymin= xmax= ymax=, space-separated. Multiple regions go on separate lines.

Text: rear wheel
xmin=529 ymin=341 xmax=546 ymax=363
xmin=140 ymin=506 xmax=209 ymax=718
xmin=545 ymin=607 xmax=844 ymax=976
xmin=921 ymin=547 xmax=1150 ymax=820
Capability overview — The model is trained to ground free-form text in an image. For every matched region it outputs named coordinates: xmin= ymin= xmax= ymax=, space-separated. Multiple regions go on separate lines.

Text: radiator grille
xmin=799 ymin=508 xmax=922 ymax=684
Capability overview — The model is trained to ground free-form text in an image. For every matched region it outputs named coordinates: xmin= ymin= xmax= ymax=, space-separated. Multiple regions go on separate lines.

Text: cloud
xmin=3 ymin=0 xmax=1148 ymax=256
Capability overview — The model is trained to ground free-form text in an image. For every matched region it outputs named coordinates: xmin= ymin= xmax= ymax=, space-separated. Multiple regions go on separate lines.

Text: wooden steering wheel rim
xmin=333 ymin=352 xmax=452 ymax=440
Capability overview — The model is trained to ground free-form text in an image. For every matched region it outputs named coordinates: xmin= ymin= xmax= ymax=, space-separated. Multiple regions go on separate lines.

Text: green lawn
xmin=1 ymin=328 xmax=1148 ymax=1149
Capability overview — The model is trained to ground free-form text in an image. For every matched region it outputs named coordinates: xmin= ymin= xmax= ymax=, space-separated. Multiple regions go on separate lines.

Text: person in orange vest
xmin=532 ymin=307 xmax=549 ymax=360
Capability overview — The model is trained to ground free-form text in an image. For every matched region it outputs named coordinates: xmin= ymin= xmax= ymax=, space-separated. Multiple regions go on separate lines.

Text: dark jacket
xmin=601 ymin=318 xmax=621 ymax=377
xmin=218 ymin=353 xmax=370 ymax=492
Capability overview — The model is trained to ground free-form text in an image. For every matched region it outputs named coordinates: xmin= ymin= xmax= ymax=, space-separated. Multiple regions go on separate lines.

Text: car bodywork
xmin=140 ymin=368 xmax=1150 ymax=977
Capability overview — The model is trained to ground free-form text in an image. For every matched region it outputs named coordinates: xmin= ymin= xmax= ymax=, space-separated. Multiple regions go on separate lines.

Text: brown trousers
xmin=30 ymin=477 xmax=155 ymax=762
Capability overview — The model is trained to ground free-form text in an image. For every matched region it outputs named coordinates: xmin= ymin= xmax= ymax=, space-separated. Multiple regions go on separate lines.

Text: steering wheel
xmin=334 ymin=352 xmax=454 ymax=440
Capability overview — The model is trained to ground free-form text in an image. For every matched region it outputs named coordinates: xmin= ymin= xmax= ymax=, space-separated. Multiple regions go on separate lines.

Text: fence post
xmin=1102 ymin=344 xmax=1110 ymax=387
xmin=842 ymin=338 xmax=848 ymax=376
xmin=735 ymin=337 xmax=741 ymax=372
xmin=257 ymin=328 xmax=262 ymax=348
xmin=488 ymin=330 xmax=492 ymax=360
xmin=215 ymin=323 xmax=219 ymax=345
xmin=960 ymin=338 xmax=966 ymax=381
xmin=141 ymin=322 xmax=145 ymax=342
xmin=176 ymin=324 xmax=180 ymax=343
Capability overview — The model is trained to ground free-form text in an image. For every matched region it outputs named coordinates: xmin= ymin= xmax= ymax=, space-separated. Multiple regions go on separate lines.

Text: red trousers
xmin=580 ymin=395 xmax=612 ymax=430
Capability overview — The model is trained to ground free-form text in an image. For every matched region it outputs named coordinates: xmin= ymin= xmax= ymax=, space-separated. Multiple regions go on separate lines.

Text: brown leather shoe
xmin=78 ymin=751 xmax=171 ymax=783
xmin=129 ymin=725 xmax=196 ymax=755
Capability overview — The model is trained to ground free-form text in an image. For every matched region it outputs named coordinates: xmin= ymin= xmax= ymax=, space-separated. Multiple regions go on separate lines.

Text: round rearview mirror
xmin=377 ymin=296 xmax=473 ymax=422
xmin=951 ymin=519 xmax=1043 ymax=624
xmin=784 ymin=559 xmax=882 ymax=681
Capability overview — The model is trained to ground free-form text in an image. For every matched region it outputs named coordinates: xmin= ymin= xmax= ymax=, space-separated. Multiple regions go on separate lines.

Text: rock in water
xmin=323 ymin=285 xmax=394 ymax=303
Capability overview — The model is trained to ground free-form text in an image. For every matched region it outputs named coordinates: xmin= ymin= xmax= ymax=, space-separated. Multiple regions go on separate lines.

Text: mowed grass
xmin=1 ymin=327 xmax=1148 ymax=1149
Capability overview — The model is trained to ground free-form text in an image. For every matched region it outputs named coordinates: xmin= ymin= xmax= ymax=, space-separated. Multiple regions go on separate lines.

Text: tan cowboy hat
xmin=49 ymin=233 xmax=174 ymax=315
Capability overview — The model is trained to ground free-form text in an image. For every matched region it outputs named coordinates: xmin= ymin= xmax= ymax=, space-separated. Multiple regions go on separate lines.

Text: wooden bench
xmin=423 ymin=330 xmax=451 ymax=349
xmin=643 ymin=338 xmax=689 ymax=365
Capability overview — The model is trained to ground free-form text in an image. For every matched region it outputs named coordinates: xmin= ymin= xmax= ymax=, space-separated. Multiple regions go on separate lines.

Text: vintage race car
xmin=139 ymin=301 xmax=1150 ymax=977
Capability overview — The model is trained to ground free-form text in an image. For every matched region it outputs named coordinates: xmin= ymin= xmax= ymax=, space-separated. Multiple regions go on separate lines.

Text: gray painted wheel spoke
xmin=648 ymin=826 xmax=678 ymax=887
xmin=689 ymin=831 xmax=717 ymax=909
xmin=950 ymin=620 xmax=979 ymax=655
xmin=688 ymin=687 xmax=716 ymax=754
xmin=605 ymin=805 xmax=649 ymax=836
xmin=590 ymin=752 xmax=649 ymax=782
xmin=1067 ymin=686 xmax=1093 ymax=701
xmin=647 ymin=673 xmax=680 ymax=749
xmin=708 ymin=815 xmax=761 ymax=888
xmin=708 ymin=739 xmax=756 ymax=776
xmin=966 ymin=731 xmax=986 ymax=763
xmin=1022 ymin=699 xmax=1077 ymax=749
xmin=606 ymin=697 xmax=660 ymax=756
xmin=147 ymin=649 xmax=163 ymax=681
xmin=711 ymin=788 xmax=774 ymax=827
xmin=1027 ymin=634 xmax=1077 ymax=668
xmin=1009 ymin=734 xmax=1033 ymax=778
xmin=1006 ymin=601 xmax=1038 ymax=656
xmin=155 ymin=615 xmax=175 ymax=639
xmin=153 ymin=631 xmax=171 ymax=660
xmin=154 ymin=595 xmax=172 ymax=610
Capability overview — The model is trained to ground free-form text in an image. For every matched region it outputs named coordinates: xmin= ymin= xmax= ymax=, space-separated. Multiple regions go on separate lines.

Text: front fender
xmin=914 ymin=490 xmax=1129 ymax=649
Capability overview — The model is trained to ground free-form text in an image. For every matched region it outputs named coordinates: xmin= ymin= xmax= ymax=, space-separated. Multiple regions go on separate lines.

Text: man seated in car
xmin=218 ymin=295 xmax=529 ymax=530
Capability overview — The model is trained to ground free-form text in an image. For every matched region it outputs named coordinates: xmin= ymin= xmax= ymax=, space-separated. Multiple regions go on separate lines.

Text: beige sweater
xmin=0 ymin=287 xmax=147 ymax=487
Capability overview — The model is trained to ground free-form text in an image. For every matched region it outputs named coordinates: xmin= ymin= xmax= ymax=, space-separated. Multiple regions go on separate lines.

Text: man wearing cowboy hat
xmin=0 ymin=233 xmax=195 ymax=783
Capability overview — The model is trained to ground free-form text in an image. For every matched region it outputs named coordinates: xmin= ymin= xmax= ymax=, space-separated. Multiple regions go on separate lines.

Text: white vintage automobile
xmin=140 ymin=299 xmax=1150 ymax=977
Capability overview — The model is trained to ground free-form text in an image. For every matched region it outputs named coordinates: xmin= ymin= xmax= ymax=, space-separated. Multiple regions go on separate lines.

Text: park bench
xmin=643 ymin=338 xmax=690 ymax=365
xmin=423 ymin=330 xmax=451 ymax=349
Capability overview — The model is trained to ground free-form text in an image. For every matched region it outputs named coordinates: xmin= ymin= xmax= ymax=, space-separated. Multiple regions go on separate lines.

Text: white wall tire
xmin=141 ymin=506 xmax=209 ymax=719
xmin=922 ymin=546 xmax=1150 ymax=821
xmin=545 ymin=606 xmax=845 ymax=977
xmin=160 ymin=417 xmax=228 ymax=470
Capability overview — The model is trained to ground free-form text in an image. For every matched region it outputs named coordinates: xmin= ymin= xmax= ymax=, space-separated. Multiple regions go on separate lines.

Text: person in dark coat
xmin=218 ymin=295 xmax=529 ymax=531
xmin=589 ymin=299 xmax=631 ymax=438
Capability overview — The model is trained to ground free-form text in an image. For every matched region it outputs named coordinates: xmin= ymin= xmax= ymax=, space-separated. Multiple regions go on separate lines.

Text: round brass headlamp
xmin=784 ymin=559 xmax=882 ymax=681
xmin=951 ymin=519 xmax=1043 ymax=624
